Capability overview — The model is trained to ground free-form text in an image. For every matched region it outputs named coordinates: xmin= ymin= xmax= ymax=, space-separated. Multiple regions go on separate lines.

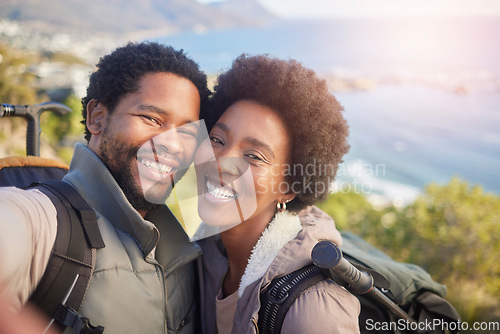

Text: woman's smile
xmin=205 ymin=176 xmax=238 ymax=201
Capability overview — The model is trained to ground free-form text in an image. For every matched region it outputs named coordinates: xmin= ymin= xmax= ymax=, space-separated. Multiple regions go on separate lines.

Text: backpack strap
xmin=258 ymin=264 xmax=325 ymax=334
xmin=28 ymin=180 xmax=105 ymax=334
xmin=257 ymin=262 xmax=392 ymax=334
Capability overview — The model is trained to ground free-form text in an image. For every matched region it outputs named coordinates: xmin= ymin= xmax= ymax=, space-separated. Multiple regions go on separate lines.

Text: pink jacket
xmin=197 ymin=206 xmax=361 ymax=334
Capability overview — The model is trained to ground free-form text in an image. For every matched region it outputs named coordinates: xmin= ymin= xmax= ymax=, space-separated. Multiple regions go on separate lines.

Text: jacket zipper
xmin=164 ymin=249 xmax=201 ymax=333
xmin=145 ymin=227 xmax=169 ymax=334
xmin=145 ymin=255 xmax=168 ymax=333
xmin=145 ymin=228 xmax=201 ymax=333
xmin=252 ymin=318 xmax=259 ymax=334
xmin=159 ymin=264 xmax=168 ymax=334
xmin=164 ymin=247 xmax=201 ymax=278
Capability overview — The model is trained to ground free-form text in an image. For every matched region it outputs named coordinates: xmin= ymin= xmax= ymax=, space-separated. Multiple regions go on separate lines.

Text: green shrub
xmin=317 ymin=177 xmax=500 ymax=323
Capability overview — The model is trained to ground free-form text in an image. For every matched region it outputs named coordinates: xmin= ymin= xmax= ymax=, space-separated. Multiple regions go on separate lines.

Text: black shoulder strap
xmin=258 ymin=264 xmax=325 ymax=334
xmin=28 ymin=180 xmax=105 ymax=334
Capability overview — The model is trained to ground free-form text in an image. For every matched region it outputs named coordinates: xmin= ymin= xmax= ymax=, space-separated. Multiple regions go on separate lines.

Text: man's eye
xmin=142 ymin=115 xmax=161 ymax=126
xmin=178 ymin=128 xmax=197 ymax=137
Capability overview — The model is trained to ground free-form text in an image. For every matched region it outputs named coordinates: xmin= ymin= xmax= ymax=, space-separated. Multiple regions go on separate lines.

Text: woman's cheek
xmin=254 ymin=173 xmax=269 ymax=195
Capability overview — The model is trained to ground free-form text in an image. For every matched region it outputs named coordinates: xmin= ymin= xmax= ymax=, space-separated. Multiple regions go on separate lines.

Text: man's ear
xmin=86 ymin=99 xmax=107 ymax=135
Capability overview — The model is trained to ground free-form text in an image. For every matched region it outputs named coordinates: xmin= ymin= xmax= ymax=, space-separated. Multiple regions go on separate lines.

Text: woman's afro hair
xmin=209 ymin=54 xmax=350 ymax=212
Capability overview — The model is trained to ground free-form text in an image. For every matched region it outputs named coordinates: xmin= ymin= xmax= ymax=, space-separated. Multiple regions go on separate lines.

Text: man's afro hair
xmin=81 ymin=42 xmax=211 ymax=142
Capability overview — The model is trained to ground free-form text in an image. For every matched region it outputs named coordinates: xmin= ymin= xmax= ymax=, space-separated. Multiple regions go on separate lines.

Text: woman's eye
xmin=210 ymin=136 xmax=223 ymax=145
xmin=246 ymin=154 xmax=263 ymax=162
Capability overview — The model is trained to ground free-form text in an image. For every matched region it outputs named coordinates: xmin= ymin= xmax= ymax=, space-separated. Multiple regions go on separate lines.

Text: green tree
xmin=318 ymin=189 xmax=379 ymax=231
xmin=0 ymin=43 xmax=39 ymax=105
xmin=396 ymin=178 xmax=500 ymax=323
xmin=0 ymin=43 xmax=84 ymax=161
xmin=44 ymin=51 xmax=87 ymax=66
xmin=0 ymin=43 xmax=43 ymax=156
xmin=318 ymin=178 xmax=500 ymax=323
xmin=40 ymin=94 xmax=84 ymax=163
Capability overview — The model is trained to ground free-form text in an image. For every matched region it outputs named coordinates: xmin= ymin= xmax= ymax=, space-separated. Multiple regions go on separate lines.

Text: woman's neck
xmin=219 ymin=208 xmax=276 ymax=297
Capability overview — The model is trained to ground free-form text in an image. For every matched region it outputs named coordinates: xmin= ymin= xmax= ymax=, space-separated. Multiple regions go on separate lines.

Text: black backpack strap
xmin=258 ymin=263 xmax=392 ymax=334
xmin=28 ymin=180 xmax=105 ymax=333
xmin=258 ymin=264 xmax=325 ymax=334
xmin=41 ymin=180 xmax=105 ymax=249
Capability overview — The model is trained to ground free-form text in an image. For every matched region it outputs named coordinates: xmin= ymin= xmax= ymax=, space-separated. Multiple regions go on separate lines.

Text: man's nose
xmin=154 ymin=129 xmax=184 ymax=155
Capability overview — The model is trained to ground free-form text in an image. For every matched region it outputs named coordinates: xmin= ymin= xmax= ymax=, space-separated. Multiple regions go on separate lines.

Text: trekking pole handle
xmin=311 ymin=240 xmax=419 ymax=326
xmin=312 ymin=240 xmax=373 ymax=294
xmin=1 ymin=102 xmax=72 ymax=156
xmin=1 ymin=103 xmax=28 ymax=117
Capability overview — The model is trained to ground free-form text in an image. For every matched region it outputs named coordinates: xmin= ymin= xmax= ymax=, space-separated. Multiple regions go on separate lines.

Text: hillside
xmin=0 ymin=0 xmax=276 ymax=38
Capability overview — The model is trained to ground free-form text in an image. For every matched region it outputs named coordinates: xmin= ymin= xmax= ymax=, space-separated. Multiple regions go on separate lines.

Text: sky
xmin=197 ymin=0 xmax=500 ymax=18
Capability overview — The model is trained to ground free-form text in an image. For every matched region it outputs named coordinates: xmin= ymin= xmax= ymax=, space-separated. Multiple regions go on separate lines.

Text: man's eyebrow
xmin=138 ymin=104 xmax=165 ymax=114
xmin=138 ymin=104 xmax=199 ymax=127
xmin=213 ymin=122 xmax=275 ymax=160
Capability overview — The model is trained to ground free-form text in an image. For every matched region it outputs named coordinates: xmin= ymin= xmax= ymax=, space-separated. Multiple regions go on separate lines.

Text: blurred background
xmin=0 ymin=0 xmax=499 ymax=327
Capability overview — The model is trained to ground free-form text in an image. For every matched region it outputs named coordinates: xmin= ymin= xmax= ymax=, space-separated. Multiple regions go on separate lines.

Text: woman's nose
xmin=216 ymin=156 xmax=241 ymax=176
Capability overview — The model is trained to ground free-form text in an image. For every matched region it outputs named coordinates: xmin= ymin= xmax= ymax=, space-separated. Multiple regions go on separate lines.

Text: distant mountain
xmin=0 ymin=0 xmax=276 ymax=38
xmin=209 ymin=0 xmax=275 ymax=23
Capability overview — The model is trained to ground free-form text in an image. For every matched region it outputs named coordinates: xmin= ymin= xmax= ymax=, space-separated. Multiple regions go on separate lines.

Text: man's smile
xmin=138 ymin=157 xmax=174 ymax=174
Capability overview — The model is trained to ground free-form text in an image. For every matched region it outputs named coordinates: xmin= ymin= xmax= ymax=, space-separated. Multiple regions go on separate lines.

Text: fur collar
xmin=238 ymin=211 xmax=302 ymax=297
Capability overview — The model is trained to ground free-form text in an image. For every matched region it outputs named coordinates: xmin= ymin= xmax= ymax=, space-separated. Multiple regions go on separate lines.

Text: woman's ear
xmin=86 ymin=99 xmax=107 ymax=135
xmin=280 ymin=193 xmax=296 ymax=205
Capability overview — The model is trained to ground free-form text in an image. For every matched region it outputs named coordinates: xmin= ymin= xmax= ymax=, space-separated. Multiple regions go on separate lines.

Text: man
xmin=0 ymin=42 xmax=212 ymax=333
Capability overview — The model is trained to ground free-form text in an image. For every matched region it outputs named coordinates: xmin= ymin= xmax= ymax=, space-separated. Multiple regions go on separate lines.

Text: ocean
xmin=152 ymin=17 xmax=500 ymax=203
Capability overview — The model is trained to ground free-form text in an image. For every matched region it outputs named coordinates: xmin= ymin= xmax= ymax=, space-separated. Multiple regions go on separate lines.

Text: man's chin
xmin=126 ymin=167 xmax=188 ymax=213
xmin=120 ymin=181 xmax=168 ymax=212
xmin=143 ymin=185 xmax=173 ymax=205
xmin=128 ymin=194 xmax=165 ymax=213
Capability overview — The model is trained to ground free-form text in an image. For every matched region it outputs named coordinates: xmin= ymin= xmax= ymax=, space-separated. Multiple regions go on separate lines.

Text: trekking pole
xmin=0 ymin=101 xmax=72 ymax=156
xmin=311 ymin=240 xmax=418 ymax=325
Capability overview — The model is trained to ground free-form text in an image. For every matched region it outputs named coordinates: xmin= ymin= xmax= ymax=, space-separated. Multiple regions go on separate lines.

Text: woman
xmin=195 ymin=54 xmax=360 ymax=334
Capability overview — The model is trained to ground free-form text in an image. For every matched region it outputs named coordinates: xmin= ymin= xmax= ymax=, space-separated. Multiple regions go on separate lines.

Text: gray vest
xmin=63 ymin=143 xmax=201 ymax=334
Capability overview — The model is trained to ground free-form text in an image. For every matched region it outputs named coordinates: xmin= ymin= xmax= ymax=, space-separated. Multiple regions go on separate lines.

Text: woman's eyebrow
xmin=244 ymin=137 xmax=275 ymax=160
xmin=212 ymin=122 xmax=229 ymax=132
xmin=213 ymin=122 xmax=275 ymax=159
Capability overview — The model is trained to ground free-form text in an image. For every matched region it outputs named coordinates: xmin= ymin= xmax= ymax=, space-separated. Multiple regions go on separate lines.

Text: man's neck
xmin=138 ymin=209 xmax=147 ymax=218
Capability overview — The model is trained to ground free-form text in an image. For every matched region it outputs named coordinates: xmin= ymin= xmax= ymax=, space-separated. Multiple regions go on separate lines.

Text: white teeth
xmin=206 ymin=180 xmax=236 ymax=199
xmin=139 ymin=158 xmax=173 ymax=174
